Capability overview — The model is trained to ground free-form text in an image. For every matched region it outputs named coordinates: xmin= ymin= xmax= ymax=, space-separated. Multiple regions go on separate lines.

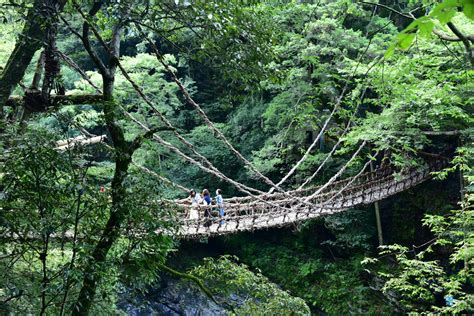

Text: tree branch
xmin=447 ymin=22 xmax=474 ymax=67
xmin=360 ymin=1 xmax=413 ymax=19
xmin=30 ymin=50 xmax=45 ymax=90
xmin=422 ymin=130 xmax=460 ymax=136
xmin=56 ymin=50 xmax=102 ymax=93
xmin=74 ymin=1 xmax=109 ymax=77
xmin=1 ymin=290 xmax=24 ymax=304
xmin=55 ymin=135 xmax=106 ymax=151
xmin=433 ymin=29 xmax=474 ymax=42
xmin=157 ymin=263 xmax=218 ymax=304
xmin=6 ymin=94 xmax=103 ymax=109
xmin=360 ymin=2 xmax=474 ymax=43
xmin=129 ymin=126 xmax=173 ymax=153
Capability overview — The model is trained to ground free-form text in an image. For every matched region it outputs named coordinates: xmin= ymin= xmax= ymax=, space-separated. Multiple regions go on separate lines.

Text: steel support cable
xmin=70 ymin=6 xmax=368 ymax=215
xmin=48 ymin=49 xmax=193 ymax=194
xmin=133 ymin=163 xmax=191 ymax=193
xmin=180 ymin=163 xmax=437 ymax=234
xmin=56 ymin=50 xmax=102 ymax=94
xmin=290 ymin=53 xmax=383 ymax=192
xmin=133 ymin=27 xmax=328 ymax=209
xmin=52 ymin=111 xmax=192 ymax=193
xmin=112 ymin=51 xmax=267 ymax=195
xmin=268 ymin=100 xmax=339 ymax=194
xmin=274 ymin=64 xmax=372 ymax=194
xmin=268 ymin=29 xmax=385 ymax=192
xmin=119 ymin=105 xmax=264 ymax=195
xmin=220 ymin=165 xmax=377 ymax=206
xmin=100 ymin=159 xmax=374 ymax=231
xmin=297 ymin=120 xmax=352 ymax=190
xmin=71 ymin=6 xmax=367 ymax=215
xmin=295 ymin=83 xmax=372 ymax=192
xmin=58 ymin=105 xmax=374 ymax=225
xmin=71 ymin=10 xmax=319 ymax=210
xmin=251 ymin=157 xmax=379 ymax=227
xmin=120 ymin=107 xmax=260 ymax=194
xmin=312 ymin=158 xmax=373 ymax=208
xmin=315 ymin=159 xmax=433 ymax=214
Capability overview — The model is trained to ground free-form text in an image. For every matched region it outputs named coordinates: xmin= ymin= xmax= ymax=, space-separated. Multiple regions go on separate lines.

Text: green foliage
xmin=0 ymin=128 xmax=105 ymax=313
xmin=192 ymin=256 xmax=310 ymax=315
xmin=386 ymin=0 xmax=474 ymax=57
xmin=1 ymin=0 xmax=472 ymax=314
xmin=134 ymin=0 xmax=278 ymax=91
xmin=0 ymin=19 xmax=17 ymax=68
xmin=363 ymin=173 xmax=474 ymax=313
xmin=346 ymin=32 xmax=471 ymax=170
xmin=322 ymin=209 xmax=375 ymax=251
xmin=223 ymin=229 xmax=393 ymax=315
xmin=0 ymin=127 xmax=176 ymax=314
xmin=226 ymin=1 xmax=398 ymax=186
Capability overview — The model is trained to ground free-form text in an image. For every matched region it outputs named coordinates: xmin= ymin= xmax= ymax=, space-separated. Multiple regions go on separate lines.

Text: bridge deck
xmin=172 ymin=163 xmax=440 ymax=238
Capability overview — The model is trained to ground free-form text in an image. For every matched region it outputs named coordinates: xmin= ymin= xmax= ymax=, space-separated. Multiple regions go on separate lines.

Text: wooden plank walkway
xmin=173 ymin=161 xmax=442 ymax=238
xmin=3 ymin=161 xmax=444 ymax=241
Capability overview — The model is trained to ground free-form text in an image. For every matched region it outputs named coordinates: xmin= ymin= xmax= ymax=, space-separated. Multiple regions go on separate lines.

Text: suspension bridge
xmin=50 ymin=135 xmax=447 ymax=239
xmin=3 ymin=31 xmax=451 ymax=242
xmin=44 ymin=42 xmax=450 ymax=240
xmin=167 ymin=159 xmax=445 ymax=238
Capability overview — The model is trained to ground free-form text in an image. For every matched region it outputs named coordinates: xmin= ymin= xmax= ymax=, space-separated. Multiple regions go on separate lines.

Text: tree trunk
xmin=41 ymin=0 xmax=64 ymax=104
xmin=71 ymin=3 xmax=130 ymax=306
xmin=370 ymin=161 xmax=383 ymax=246
xmin=71 ymin=78 xmax=129 ymax=315
xmin=0 ymin=0 xmax=65 ymax=117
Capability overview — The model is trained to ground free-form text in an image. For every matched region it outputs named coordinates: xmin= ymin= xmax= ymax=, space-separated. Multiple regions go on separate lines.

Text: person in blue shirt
xmin=215 ymin=189 xmax=225 ymax=226
xmin=202 ymin=189 xmax=212 ymax=227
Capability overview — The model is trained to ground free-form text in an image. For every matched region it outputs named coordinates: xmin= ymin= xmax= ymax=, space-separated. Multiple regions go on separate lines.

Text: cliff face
xmin=118 ymin=276 xmax=228 ymax=315
xmin=118 ymin=274 xmax=271 ymax=315
xmin=118 ymin=255 xmax=312 ymax=315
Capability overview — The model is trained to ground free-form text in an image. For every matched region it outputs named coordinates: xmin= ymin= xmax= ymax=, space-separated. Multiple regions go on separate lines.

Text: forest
xmin=0 ymin=0 xmax=472 ymax=315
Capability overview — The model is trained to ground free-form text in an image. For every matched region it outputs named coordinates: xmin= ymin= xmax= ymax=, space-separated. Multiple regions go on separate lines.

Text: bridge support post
xmin=370 ymin=161 xmax=383 ymax=246
xmin=374 ymin=199 xmax=383 ymax=246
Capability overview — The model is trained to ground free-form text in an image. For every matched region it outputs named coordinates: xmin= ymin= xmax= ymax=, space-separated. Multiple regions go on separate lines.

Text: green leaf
xmin=463 ymin=2 xmax=474 ymax=19
xmin=430 ymin=0 xmax=461 ymax=24
xmin=405 ymin=20 xmax=420 ymax=33
xmin=398 ymin=33 xmax=416 ymax=50
xmin=418 ymin=19 xmax=435 ymax=38
xmin=438 ymin=7 xmax=457 ymax=24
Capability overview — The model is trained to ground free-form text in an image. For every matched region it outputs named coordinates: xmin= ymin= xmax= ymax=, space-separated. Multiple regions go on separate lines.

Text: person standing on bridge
xmin=215 ymin=189 xmax=225 ymax=226
xmin=189 ymin=190 xmax=201 ymax=220
xmin=202 ymin=189 xmax=212 ymax=227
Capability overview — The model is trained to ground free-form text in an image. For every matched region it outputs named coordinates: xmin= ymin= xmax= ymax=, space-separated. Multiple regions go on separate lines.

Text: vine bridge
xmin=168 ymin=160 xmax=445 ymax=238
xmin=36 ymin=39 xmax=451 ymax=241
xmin=52 ymin=136 xmax=447 ymax=240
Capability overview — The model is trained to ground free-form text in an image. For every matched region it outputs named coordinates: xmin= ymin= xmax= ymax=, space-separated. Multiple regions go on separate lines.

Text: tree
xmin=0 ymin=124 xmax=176 ymax=314
xmin=1 ymin=0 xmax=281 ymax=314
xmin=362 ymin=186 xmax=473 ymax=312
xmin=192 ymin=256 xmax=311 ymax=315
xmin=0 ymin=0 xmax=67 ymax=117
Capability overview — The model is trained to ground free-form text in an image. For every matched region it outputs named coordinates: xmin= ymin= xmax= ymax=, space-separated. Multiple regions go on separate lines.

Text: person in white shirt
xmin=189 ymin=190 xmax=201 ymax=220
